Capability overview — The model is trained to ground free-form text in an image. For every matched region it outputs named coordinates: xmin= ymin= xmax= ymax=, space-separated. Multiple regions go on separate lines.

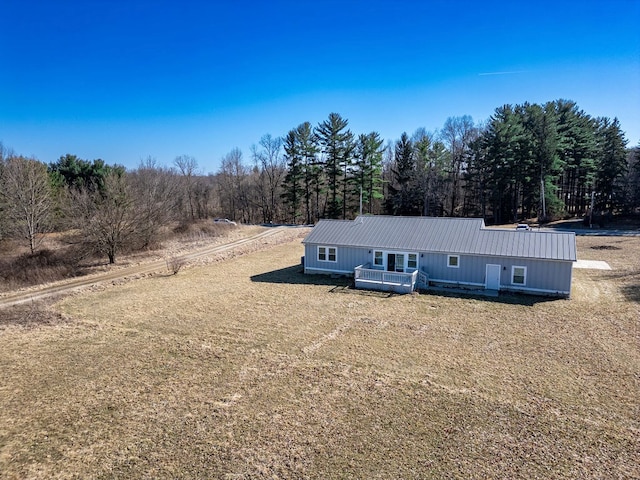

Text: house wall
xmin=303 ymin=244 xmax=370 ymax=275
xmin=304 ymin=242 xmax=573 ymax=296
xmin=424 ymin=253 xmax=573 ymax=295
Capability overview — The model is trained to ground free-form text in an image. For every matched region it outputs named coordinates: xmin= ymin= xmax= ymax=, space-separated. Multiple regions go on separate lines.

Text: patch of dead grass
xmin=0 ymin=301 xmax=72 ymax=329
xmin=0 ymin=235 xmax=638 ymax=478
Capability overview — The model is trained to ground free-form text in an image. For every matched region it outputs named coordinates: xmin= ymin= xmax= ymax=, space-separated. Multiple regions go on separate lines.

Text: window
xmin=318 ymin=246 xmax=337 ymax=262
xmin=376 ymin=251 xmax=417 ymax=272
xmin=448 ymin=255 xmax=460 ymax=268
xmin=512 ymin=266 xmax=526 ymax=285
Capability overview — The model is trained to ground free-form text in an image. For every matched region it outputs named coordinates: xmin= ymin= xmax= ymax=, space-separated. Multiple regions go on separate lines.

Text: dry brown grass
xmin=0 ymin=235 xmax=638 ymax=479
xmin=0 ymin=221 xmax=253 ymax=293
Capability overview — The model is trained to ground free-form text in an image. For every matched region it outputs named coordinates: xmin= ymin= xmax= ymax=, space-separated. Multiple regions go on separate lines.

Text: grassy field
xmin=0 ymin=234 xmax=638 ymax=479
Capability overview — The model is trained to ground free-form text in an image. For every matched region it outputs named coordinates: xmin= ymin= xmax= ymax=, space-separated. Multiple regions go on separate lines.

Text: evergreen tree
xmin=353 ymin=132 xmax=384 ymax=215
xmin=49 ymin=154 xmax=112 ymax=192
xmin=386 ymin=132 xmax=418 ymax=215
xmin=315 ymin=113 xmax=354 ymax=219
xmin=521 ymin=102 xmax=564 ymax=220
xmin=627 ymin=145 xmax=640 ymax=212
xmin=297 ymin=122 xmax=322 ymax=224
xmin=412 ymin=129 xmax=431 ymax=216
xmin=554 ymin=100 xmax=597 ymax=215
xmin=481 ymin=105 xmax=526 ymax=223
xmin=462 ymin=129 xmax=490 ymax=218
xmin=595 ymin=117 xmax=628 ymax=212
xmin=282 ymin=129 xmax=304 ymax=223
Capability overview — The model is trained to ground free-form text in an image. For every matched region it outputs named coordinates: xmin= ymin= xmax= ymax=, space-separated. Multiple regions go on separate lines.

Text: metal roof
xmin=303 ymin=216 xmax=577 ymax=261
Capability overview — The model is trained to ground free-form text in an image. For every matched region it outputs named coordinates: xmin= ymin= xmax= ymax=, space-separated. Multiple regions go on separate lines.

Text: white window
xmin=512 ymin=266 xmax=526 ymax=285
xmin=448 ymin=255 xmax=460 ymax=268
xmin=318 ymin=246 xmax=337 ymax=262
xmin=374 ymin=251 xmax=383 ymax=266
xmin=407 ymin=253 xmax=417 ymax=270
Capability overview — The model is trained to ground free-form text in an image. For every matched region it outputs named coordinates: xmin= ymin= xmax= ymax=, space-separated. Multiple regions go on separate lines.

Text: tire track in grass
xmin=302 ymin=321 xmax=355 ymax=355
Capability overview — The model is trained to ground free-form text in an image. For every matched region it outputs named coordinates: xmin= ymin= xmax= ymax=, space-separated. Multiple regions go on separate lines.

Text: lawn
xmin=0 ymin=234 xmax=638 ymax=479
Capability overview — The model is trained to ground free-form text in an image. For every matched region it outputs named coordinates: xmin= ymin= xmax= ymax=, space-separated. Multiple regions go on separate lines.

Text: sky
xmin=1 ymin=0 xmax=639 ymax=174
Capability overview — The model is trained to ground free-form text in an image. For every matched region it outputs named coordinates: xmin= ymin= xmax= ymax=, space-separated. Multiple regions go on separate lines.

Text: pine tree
xmin=315 ymin=113 xmax=354 ymax=219
xmin=462 ymin=131 xmax=490 ymax=218
xmin=481 ymin=105 xmax=526 ymax=223
xmin=353 ymin=132 xmax=384 ymax=215
xmin=521 ymin=102 xmax=564 ymax=220
xmin=627 ymin=144 xmax=640 ymax=212
xmin=282 ymin=129 xmax=304 ymax=223
xmin=595 ymin=117 xmax=628 ymax=212
xmin=294 ymin=122 xmax=321 ymax=223
xmin=554 ymin=100 xmax=597 ymax=215
xmin=386 ymin=133 xmax=418 ymax=215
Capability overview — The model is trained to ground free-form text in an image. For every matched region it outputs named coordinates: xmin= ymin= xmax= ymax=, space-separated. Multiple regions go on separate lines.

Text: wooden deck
xmin=354 ymin=264 xmax=419 ymax=294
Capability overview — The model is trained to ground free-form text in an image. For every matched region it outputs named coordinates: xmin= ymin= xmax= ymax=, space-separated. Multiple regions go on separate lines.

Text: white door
xmin=486 ymin=264 xmax=501 ymax=290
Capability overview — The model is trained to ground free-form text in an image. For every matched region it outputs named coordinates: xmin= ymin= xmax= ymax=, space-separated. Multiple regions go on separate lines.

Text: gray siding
xmin=304 ymin=244 xmax=370 ymax=274
xmin=305 ymin=243 xmax=573 ymax=295
xmin=424 ymin=253 xmax=572 ymax=294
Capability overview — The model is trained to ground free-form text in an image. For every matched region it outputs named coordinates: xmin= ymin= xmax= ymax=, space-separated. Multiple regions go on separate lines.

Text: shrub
xmin=166 ymin=256 xmax=185 ymax=275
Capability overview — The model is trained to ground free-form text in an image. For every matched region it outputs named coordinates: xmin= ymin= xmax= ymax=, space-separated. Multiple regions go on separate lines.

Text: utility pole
xmin=540 ymin=178 xmax=546 ymax=220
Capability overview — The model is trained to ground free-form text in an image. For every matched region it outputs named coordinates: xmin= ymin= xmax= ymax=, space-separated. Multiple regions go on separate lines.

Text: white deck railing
xmin=354 ymin=264 xmax=418 ymax=293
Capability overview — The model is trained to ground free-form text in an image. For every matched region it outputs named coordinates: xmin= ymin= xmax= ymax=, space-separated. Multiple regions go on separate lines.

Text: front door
xmin=387 ymin=253 xmax=396 ymax=272
xmin=486 ymin=264 xmax=501 ymax=290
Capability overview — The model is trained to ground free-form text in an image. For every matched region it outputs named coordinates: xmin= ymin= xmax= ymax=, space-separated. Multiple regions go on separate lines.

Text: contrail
xmin=479 ymin=70 xmax=528 ymax=76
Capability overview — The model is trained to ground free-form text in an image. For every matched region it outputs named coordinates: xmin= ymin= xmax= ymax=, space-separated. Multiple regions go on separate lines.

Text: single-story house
xmin=302 ymin=216 xmax=577 ymax=297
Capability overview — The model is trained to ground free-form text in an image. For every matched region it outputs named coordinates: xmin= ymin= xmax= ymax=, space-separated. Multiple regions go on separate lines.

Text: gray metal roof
xmin=303 ymin=216 xmax=577 ymax=261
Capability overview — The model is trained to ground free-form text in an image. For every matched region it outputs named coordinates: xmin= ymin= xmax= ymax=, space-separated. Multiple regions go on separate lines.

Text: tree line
xmin=1 ymin=98 xmax=639 ymax=264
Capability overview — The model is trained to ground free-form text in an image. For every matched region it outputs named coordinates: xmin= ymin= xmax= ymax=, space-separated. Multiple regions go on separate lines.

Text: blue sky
xmin=1 ymin=0 xmax=639 ymax=173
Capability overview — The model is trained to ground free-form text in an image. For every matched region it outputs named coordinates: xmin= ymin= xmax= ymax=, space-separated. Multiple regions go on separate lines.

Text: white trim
xmin=317 ymin=245 xmax=337 ymax=263
xmin=304 ymin=267 xmax=353 ymax=275
xmin=374 ymin=250 xmax=418 ymax=273
xmin=447 ymin=255 xmax=460 ymax=268
xmin=511 ymin=265 xmax=527 ymax=286
xmin=429 ymin=278 xmax=570 ymax=297
xmin=429 ymin=278 xmax=484 ymax=288
xmin=485 ymin=263 xmax=501 ymax=290
xmin=502 ymin=285 xmax=571 ymax=296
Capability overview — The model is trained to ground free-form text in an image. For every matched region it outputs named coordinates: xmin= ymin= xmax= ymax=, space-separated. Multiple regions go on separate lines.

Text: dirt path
xmin=0 ymin=227 xmax=289 ymax=309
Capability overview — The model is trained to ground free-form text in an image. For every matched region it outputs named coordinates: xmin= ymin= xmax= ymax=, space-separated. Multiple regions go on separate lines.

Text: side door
xmin=485 ymin=264 xmax=501 ymax=290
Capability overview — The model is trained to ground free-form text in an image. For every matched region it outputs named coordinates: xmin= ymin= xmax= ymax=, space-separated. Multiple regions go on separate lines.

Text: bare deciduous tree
xmin=441 ymin=116 xmax=477 ymax=216
xmin=252 ymin=134 xmax=286 ymax=223
xmin=72 ymin=170 xmax=137 ymax=264
xmin=217 ymin=148 xmax=250 ymax=222
xmin=174 ymin=155 xmax=199 ymax=220
xmin=0 ymin=155 xmax=53 ymax=253
xmin=130 ymin=157 xmax=180 ymax=248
